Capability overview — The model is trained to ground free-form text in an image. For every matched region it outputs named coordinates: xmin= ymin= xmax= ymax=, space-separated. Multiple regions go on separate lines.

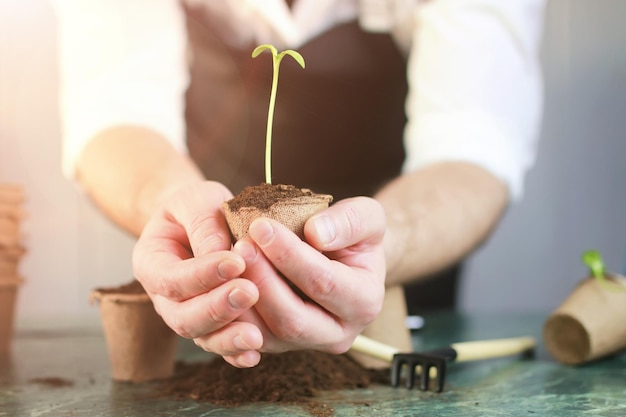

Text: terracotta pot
xmin=543 ymin=275 xmax=626 ymax=365
xmin=0 ymin=201 xmax=24 ymax=220
xmin=91 ymin=281 xmax=178 ymax=383
xmin=223 ymin=184 xmax=333 ymax=241
xmin=0 ymin=217 xmax=20 ymax=248
xmin=0 ymin=184 xmax=24 ymax=205
xmin=0 ymin=258 xmax=18 ymax=277
xmin=0 ymin=246 xmax=26 ymax=276
xmin=0 ymin=277 xmax=22 ymax=353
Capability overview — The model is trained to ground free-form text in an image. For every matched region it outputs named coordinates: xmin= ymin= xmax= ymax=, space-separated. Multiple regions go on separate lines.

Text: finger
xmin=247 ymin=218 xmax=383 ymax=322
xmin=222 ymin=351 xmax=262 ymax=368
xmin=163 ymin=181 xmax=232 ymax=256
xmin=304 ymin=197 xmax=386 ymax=253
xmin=193 ymin=320 xmax=263 ymax=364
xmin=153 ymin=278 xmax=259 ymax=339
xmin=133 ymin=238 xmax=246 ymax=301
xmin=234 ymin=235 xmax=353 ymax=347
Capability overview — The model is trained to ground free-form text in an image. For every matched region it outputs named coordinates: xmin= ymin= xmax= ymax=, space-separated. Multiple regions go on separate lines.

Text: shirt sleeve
xmin=401 ymin=0 xmax=546 ymax=200
xmin=52 ymin=0 xmax=189 ymax=178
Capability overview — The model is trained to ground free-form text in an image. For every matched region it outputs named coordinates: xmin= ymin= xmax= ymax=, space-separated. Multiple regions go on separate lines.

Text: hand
xmin=132 ymin=181 xmax=264 ymax=367
xmin=222 ymin=196 xmax=387 ymax=357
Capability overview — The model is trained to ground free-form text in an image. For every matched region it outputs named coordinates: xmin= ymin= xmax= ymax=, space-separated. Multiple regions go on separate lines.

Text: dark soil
xmin=154 ymin=350 xmax=389 ymax=414
xmin=225 ymin=183 xmax=321 ymax=211
xmin=93 ymin=280 xmax=145 ymax=295
xmin=28 ymin=377 xmax=75 ymax=388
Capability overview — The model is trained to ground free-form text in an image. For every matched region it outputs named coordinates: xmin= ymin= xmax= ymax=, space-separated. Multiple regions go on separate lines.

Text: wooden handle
xmin=451 ymin=336 xmax=536 ymax=362
xmin=350 ymin=334 xmax=399 ymax=363
xmin=351 ymin=335 xmax=536 ymax=364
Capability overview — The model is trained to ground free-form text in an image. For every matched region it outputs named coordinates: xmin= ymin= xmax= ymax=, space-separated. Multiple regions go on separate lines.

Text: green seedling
xmin=252 ymin=44 xmax=305 ymax=185
xmin=581 ymin=249 xmax=626 ymax=292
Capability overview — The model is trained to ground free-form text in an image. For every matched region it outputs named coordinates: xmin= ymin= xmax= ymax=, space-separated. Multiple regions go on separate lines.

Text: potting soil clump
xmin=156 ymin=350 xmax=389 ymax=407
xmin=93 ymin=279 xmax=145 ymax=295
xmin=226 ymin=183 xmax=320 ymax=211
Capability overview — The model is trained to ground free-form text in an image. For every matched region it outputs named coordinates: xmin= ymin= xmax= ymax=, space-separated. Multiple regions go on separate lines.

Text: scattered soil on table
xmin=28 ymin=377 xmax=75 ymax=388
xmin=225 ymin=183 xmax=322 ymax=211
xmin=154 ymin=350 xmax=389 ymax=416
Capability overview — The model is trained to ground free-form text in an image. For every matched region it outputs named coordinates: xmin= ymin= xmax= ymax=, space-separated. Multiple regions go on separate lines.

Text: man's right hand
xmin=132 ymin=181 xmax=264 ymax=367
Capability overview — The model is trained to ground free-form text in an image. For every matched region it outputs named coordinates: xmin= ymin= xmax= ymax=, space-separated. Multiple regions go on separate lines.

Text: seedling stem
xmin=252 ymin=44 xmax=305 ymax=184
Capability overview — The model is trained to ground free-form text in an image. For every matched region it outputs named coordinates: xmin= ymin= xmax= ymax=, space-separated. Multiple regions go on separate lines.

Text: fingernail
xmin=312 ymin=215 xmax=336 ymax=245
xmin=217 ymin=259 xmax=242 ymax=280
xmin=233 ymin=334 xmax=252 ymax=350
xmin=234 ymin=239 xmax=257 ymax=262
xmin=228 ymin=288 xmax=252 ymax=309
xmin=249 ymin=219 xmax=274 ymax=246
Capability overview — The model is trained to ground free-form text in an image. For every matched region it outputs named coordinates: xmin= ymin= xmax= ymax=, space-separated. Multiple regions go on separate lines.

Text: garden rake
xmin=350 ymin=334 xmax=536 ymax=392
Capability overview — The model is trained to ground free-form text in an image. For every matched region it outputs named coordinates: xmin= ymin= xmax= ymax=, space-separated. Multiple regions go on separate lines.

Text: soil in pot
xmin=223 ymin=183 xmax=333 ymax=241
xmin=90 ymin=280 xmax=179 ymax=383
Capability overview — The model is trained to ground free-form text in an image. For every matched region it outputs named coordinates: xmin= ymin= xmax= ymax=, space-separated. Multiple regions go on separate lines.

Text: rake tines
xmin=391 ymin=348 xmax=455 ymax=392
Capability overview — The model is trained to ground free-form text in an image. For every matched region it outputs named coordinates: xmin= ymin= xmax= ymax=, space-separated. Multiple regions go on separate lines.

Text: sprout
xmin=581 ymin=249 xmax=626 ymax=292
xmin=252 ymin=44 xmax=305 ymax=185
xmin=582 ymin=250 xmax=605 ymax=281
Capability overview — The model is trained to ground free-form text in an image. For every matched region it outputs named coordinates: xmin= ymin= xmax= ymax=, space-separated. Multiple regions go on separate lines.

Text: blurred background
xmin=1 ymin=0 xmax=625 ymax=327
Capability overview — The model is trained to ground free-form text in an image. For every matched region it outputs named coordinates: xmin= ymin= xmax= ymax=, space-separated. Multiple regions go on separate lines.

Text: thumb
xmin=168 ymin=181 xmax=234 ymax=256
xmin=304 ymin=197 xmax=386 ymax=252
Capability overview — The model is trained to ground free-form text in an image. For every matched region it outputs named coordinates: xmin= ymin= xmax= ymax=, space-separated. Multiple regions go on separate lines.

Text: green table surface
xmin=1 ymin=311 xmax=625 ymax=416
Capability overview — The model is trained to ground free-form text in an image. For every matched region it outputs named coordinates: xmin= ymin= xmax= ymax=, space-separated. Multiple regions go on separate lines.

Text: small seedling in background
xmin=581 ymin=249 xmax=626 ymax=292
xmin=252 ymin=44 xmax=305 ymax=185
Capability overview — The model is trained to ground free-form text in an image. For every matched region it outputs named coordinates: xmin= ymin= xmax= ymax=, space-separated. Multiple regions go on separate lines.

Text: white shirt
xmin=53 ymin=0 xmax=546 ymax=199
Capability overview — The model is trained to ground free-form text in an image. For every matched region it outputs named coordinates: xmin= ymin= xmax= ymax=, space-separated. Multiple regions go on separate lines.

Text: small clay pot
xmin=0 ymin=246 xmax=26 ymax=276
xmin=0 ymin=184 xmax=24 ymax=205
xmin=0 ymin=217 xmax=20 ymax=248
xmin=0 ymin=277 xmax=22 ymax=353
xmin=223 ymin=183 xmax=333 ymax=241
xmin=543 ymin=275 xmax=626 ymax=365
xmin=91 ymin=281 xmax=178 ymax=383
xmin=0 ymin=201 xmax=25 ymax=219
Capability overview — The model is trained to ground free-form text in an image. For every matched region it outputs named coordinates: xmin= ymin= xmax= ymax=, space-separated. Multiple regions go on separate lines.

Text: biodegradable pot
xmin=0 ymin=246 xmax=26 ymax=276
xmin=0 ymin=184 xmax=24 ymax=205
xmin=543 ymin=275 xmax=626 ymax=365
xmin=0 ymin=277 xmax=22 ymax=354
xmin=0 ymin=257 xmax=19 ymax=277
xmin=91 ymin=280 xmax=178 ymax=383
xmin=0 ymin=217 xmax=20 ymax=248
xmin=0 ymin=202 xmax=25 ymax=220
xmin=223 ymin=183 xmax=333 ymax=241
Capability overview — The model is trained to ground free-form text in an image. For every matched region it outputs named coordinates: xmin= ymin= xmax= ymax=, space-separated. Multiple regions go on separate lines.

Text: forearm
xmin=75 ymin=125 xmax=205 ymax=237
xmin=376 ymin=161 xmax=508 ymax=287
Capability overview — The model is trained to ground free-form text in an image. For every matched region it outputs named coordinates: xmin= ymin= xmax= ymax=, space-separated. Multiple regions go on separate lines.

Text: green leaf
xmin=581 ymin=249 xmax=605 ymax=280
xmin=281 ymin=50 xmax=305 ymax=68
xmin=252 ymin=44 xmax=277 ymax=58
xmin=581 ymin=249 xmax=626 ymax=292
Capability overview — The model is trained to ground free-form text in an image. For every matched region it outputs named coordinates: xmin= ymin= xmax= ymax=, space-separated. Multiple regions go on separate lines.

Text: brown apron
xmin=182 ymin=4 xmax=406 ymax=201
xmin=182 ymin=3 xmax=458 ymax=314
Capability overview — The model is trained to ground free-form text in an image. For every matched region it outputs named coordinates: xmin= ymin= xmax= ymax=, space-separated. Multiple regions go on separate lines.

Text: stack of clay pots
xmin=0 ymin=183 xmax=26 ymax=353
